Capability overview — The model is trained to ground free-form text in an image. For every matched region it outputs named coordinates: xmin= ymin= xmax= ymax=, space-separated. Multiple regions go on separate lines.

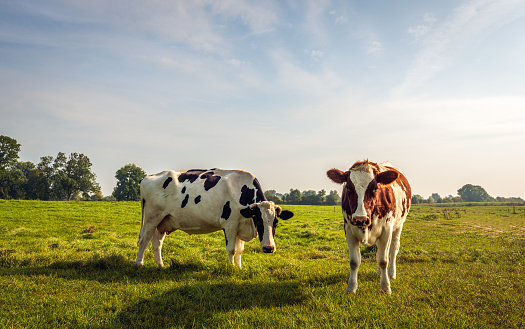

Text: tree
xmin=15 ymin=161 xmax=36 ymax=199
xmin=0 ymin=135 xmax=21 ymax=171
xmin=325 ymin=190 xmax=341 ymax=205
xmin=287 ymin=189 xmax=302 ymax=204
xmin=457 ymin=184 xmax=494 ymax=202
xmin=112 ymin=164 xmax=146 ymax=201
xmin=0 ymin=136 xmax=24 ymax=199
xmin=0 ymin=167 xmax=25 ymax=199
xmin=299 ymin=189 xmax=325 ymax=205
xmin=264 ymin=190 xmax=282 ymax=203
xmin=34 ymin=155 xmax=56 ymax=200
xmin=495 ymin=196 xmax=524 ymax=203
xmin=34 ymin=152 xmax=99 ymax=200
xmin=63 ymin=153 xmax=100 ymax=201
xmin=431 ymin=193 xmax=442 ymax=203
xmin=90 ymin=190 xmax=104 ymax=201
xmin=411 ymin=194 xmax=425 ymax=204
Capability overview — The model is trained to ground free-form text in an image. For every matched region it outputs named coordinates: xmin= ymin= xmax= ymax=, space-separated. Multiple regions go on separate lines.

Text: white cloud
xmin=301 ymin=0 xmax=332 ymax=41
xmin=12 ymin=0 xmax=279 ymax=53
xmin=268 ymin=49 xmax=344 ymax=96
xmin=335 ymin=15 xmax=349 ymax=26
xmin=366 ymin=40 xmax=383 ymax=55
xmin=311 ymin=50 xmax=325 ymax=58
xmin=423 ymin=12 xmax=437 ymax=23
xmin=395 ymin=0 xmax=525 ymax=97
xmin=225 ymin=58 xmax=246 ymax=68
xmin=407 ymin=24 xmax=431 ymax=39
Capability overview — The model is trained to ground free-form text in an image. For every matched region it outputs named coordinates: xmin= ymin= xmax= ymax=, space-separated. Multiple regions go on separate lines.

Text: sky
xmin=1 ymin=0 xmax=525 ymax=199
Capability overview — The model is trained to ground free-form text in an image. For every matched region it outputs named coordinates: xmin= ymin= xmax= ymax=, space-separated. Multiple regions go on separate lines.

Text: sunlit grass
xmin=1 ymin=200 xmax=524 ymax=328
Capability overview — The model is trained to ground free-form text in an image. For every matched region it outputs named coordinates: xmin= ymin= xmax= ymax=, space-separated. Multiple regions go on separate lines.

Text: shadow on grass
xmin=94 ymin=281 xmax=308 ymax=328
xmin=0 ymin=254 xmax=213 ymax=283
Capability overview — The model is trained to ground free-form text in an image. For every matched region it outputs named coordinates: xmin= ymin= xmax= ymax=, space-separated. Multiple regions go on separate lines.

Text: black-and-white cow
xmin=136 ymin=169 xmax=294 ymax=268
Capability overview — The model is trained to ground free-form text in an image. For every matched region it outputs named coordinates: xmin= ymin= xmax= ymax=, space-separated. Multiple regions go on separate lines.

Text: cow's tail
xmin=138 ymin=197 xmax=145 ymax=247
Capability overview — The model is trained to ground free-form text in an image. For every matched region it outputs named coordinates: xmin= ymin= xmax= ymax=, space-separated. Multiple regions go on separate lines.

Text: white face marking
xmin=350 ymin=170 xmax=374 ymax=219
xmin=257 ymin=201 xmax=278 ymax=251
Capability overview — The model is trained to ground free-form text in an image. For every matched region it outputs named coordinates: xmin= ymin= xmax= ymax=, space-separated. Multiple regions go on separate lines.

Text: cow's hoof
xmin=135 ymin=262 xmax=144 ymax=267
xmin=380 ymin=288 xmax=391 ymax=295
xmin=345 ymin=287 xmax=357 ymax=294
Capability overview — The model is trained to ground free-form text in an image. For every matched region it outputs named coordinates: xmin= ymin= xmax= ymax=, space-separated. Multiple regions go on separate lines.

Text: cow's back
xmin=140 ymin=169 xmax=264 ymax=234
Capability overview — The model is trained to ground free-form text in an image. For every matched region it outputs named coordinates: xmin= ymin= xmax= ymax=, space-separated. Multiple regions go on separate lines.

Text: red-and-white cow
xmin=136 ymin=169 xmax=294 ymax=268
xmin=327 ymin=160 xmax=411 ymax=294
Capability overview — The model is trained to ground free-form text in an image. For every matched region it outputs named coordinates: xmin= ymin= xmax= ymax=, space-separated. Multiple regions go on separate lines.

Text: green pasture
xmin=0 ymin=200 xmax=524 ymax=328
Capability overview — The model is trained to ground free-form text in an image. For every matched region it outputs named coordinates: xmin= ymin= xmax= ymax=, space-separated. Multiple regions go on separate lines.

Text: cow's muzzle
xmin=351 ymin=216 xmax=371 ymax=228
xmin=262 ymin=245 xmax=275 ymax=253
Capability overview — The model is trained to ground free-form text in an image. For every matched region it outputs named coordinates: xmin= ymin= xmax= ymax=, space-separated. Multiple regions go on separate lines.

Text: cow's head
xmin=240 ymin=201 xmax=294 ymax=253
xmin=327 ymin=162 xmax=398 ymax=228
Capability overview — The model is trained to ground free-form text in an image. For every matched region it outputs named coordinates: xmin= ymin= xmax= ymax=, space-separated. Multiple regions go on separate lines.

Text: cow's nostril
xmin=262 ymin=246 xmax=275 ymax=253
xmin=352 ymin=216 xmax=370 ymax=227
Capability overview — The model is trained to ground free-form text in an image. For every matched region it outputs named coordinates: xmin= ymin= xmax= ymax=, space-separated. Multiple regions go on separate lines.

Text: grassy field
xmin=0 ymin=200 xmax=524 ymax=328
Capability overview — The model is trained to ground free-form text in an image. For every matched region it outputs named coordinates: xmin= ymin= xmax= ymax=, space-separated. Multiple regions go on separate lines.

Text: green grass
xmin=1 ymin=200 xmax=524 ymax=328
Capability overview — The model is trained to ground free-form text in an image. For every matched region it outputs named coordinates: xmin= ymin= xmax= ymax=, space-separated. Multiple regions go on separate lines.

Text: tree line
xmin=2 ymin=135 xmax=523 ymax=204
xmin=412 ymin=184 xmax=524 ymax=204
xmin=1 ymin=136 xmax=102 ymax=200
xmin=264 ymin=189 xmax=341 ymax=205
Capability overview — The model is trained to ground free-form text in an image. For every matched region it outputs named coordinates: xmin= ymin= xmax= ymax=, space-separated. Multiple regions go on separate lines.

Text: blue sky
xmin=1 ymin=0 xmax=525 ymax=199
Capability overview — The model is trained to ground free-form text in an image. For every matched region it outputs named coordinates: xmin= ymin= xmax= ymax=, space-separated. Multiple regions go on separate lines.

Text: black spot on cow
xmin=272 ymin=218 xmax=278 ymax=237
xmin=223 ymin=229 xmax=228 ymax=246
xmin=194 ymin=195 xmax=201 ymax=204
xmin=200 ymin=172 xmax=222 ymax=191
xmin=178 ymin=169 xmax=206 ymax=183
xmin=251 ymin=208 xmax=264 ymax=242
xmin=181 ymin=186 xmax=187 ymax=194
xmin=239 ymin=185 xmax=255 ymax=206
xmin=181 ymin=194 xmax=190 ymax=208
xmin=253 ymin=178 xmax=266 ymax=202
xmin=221 ymin=201 xmax=231 ymax=220
xmin=163 ymin=177 xmax=173 ymax=189
xmin=240 ymin=207 xmax=253 ymax=218
xmin=141 ymin=198 xmax=146 ymax=212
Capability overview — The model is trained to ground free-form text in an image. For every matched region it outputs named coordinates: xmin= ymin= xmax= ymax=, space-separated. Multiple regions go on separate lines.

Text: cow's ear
xmin=327 ymin=169 xmax=348 ymax=184
xmin=275 ymin=206 xmax=282 ymax=216
xmin=377 ymin=170 xmax=398 ymax=186
xmin=278 ymin=210 xmax=294 ymax=220
xmin=240 ymin=207 xmax=254 ymax=218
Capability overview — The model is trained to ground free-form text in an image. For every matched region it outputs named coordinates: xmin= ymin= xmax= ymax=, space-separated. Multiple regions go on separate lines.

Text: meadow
xmin=0 ymin=200 xmax=524 ymax=328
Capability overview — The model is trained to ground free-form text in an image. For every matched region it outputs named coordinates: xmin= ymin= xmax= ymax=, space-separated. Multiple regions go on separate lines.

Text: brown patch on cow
xmin=327 ymin=168 xmax=348 ymax=184
xmin=374 ymin=185 xmax=396 ymax=219
xmin=350 ymin=160 xmax=381 ymax=175
xmin=341 ymin=180 xmax=357 ymax=216
xmin=376 ymin=171 xmax=398 ymax=187
xmin=389 ymin=168 xmax=412 ymax=218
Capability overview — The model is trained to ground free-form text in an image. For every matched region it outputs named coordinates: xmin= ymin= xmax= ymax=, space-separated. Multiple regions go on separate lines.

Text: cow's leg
xmin=135 ymin=217 xmax=159 ymax=266
xmin=388 ymin=226 xmax=403 ymax=279
xmin=136 ymin=226 xmax=155 ymax=266
xmin=223 ymin=227 xmax=238 ymax=266
xmin=376 ymin=225 xmax=393 ymax=294
xmin=346 ymin=229 xmax=361 ymax=294
xmin=234 ymin=237 xmax=245 ymax=268
xmin=151 ymin=229 xmax=167 ymax=267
